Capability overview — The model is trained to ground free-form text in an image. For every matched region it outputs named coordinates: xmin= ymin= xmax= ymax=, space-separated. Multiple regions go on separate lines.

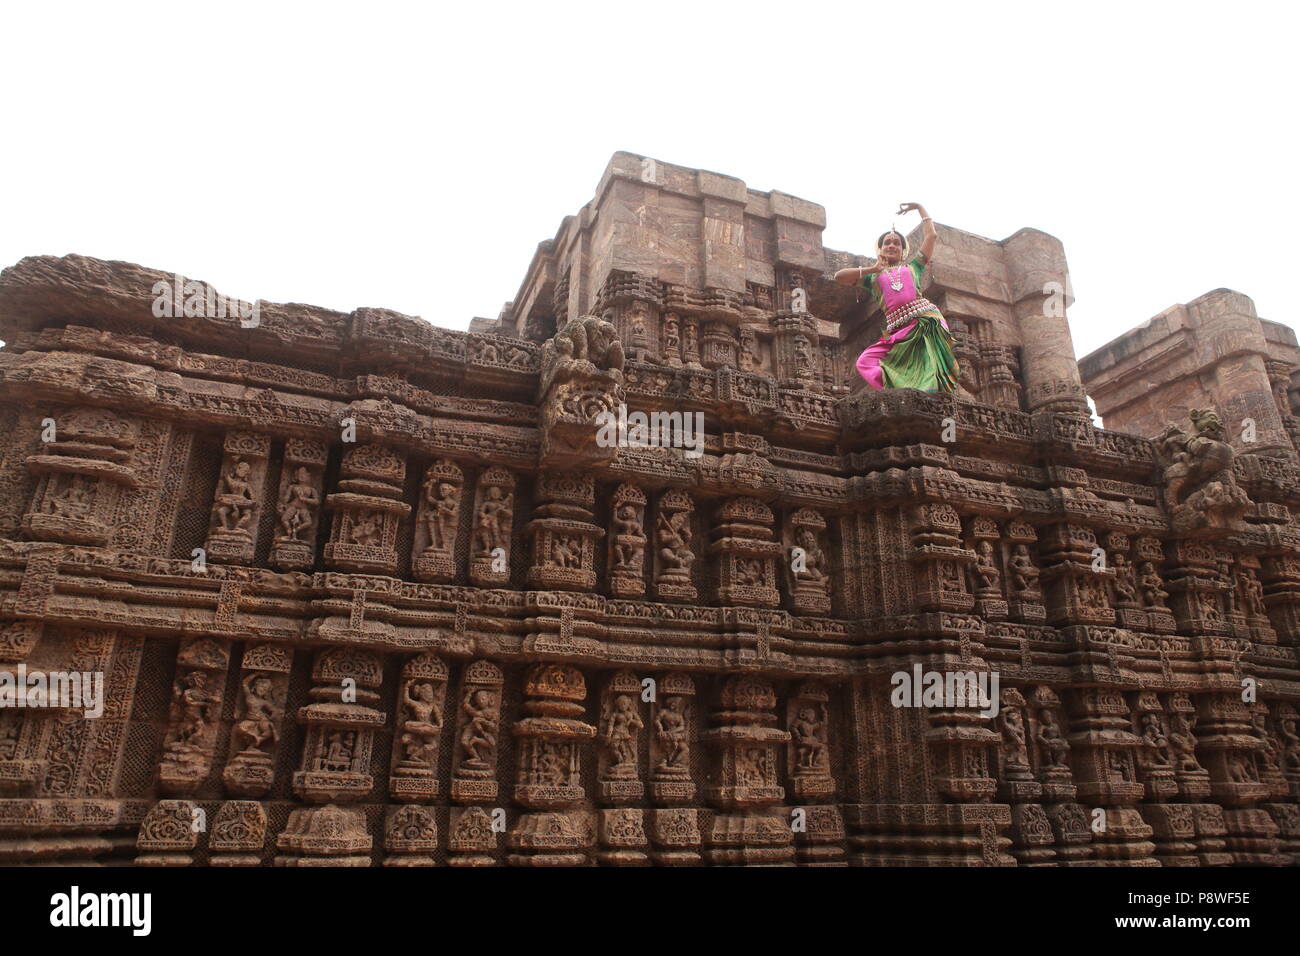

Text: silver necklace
xmin=885 ymin=261 xmax=907 ymax=292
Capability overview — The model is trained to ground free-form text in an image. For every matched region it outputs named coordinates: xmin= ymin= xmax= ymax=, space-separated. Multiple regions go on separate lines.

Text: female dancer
xmin=835 ymin=203 xmax=959 ymax=393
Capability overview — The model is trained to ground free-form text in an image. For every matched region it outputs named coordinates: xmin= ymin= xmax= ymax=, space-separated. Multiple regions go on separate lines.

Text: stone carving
xmin=271 ymin=438 xmax=327 ymax=571
xmin=412 ymin=459 xmax=464 ymax=582
xmin=1154 ymin=409 xmax=1251 ymax=535
xmin=653 ymin=490 xmax=697 ymax=602
xmin=223 ymin=643 xmax=291 ymax=797
xmin=389 ymin=652 xmax=449 ymax=801
xmin=469 ymin=466 xmax=515 ymax=586
xmin=608 ymin=483 xmax=647 ymax=598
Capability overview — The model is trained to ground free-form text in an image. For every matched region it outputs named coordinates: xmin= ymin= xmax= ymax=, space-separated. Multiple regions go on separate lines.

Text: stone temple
xmin=0 ymin=151 xmax=1296 ymax=867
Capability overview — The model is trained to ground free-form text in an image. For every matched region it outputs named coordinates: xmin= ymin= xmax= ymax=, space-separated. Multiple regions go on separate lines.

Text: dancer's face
xmin=879 ymin=233 xmax=905 ymax=263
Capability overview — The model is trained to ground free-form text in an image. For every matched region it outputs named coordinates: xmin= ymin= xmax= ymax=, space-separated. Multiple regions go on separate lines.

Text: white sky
xmin=2 ymin=1 xmax=1295 ymax=364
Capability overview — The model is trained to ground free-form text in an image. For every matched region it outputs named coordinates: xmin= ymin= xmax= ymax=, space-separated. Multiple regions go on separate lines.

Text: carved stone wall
xmin=0 ymin=153 xmax=1296 ymax=866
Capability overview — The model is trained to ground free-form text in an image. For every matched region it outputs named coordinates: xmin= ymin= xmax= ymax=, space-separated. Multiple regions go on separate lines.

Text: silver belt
xmin=885 ymin=297 xmax=937 ymax=333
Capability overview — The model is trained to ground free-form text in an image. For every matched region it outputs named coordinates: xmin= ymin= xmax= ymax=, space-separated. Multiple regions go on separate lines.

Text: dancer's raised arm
xmin=897 ymin=202 xmax=935 ymax=263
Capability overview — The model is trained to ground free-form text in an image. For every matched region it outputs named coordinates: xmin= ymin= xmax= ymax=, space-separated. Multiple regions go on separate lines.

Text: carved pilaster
xmin=1040 ymin=523 xmax=1114 ymax=627
xmin=292 ymin=648 xmax=384 ymax=803
xmin=468 ymin=466 xmax=516 ymax=587
xmin=388 ymin=652 xmax=449 ymax=802
xmin=526 ymin=472 xmax=601 ymax=591
xmin=909 ymin=502 xmax=974 ymax=613
xmin=270 ymin=438 xmax=327 ymax=571
xmin=703 ymin=675 xmax=793 ymax=866
xmin=22 ymin=406 xmax=140 ymax=547
xmin=158 ymin=637 xmax=230 ymax=795
xmin=322 ymin=444 xmax=409 ymax=575
xmin=607 ymin=483 xmax=647 ymax=598
xmin=1064 ymin=687 xmax=1155 ymax=865
xmin=222 ymin=642 xmax=292 ymax=798
xmin=508 ymin=664 xmax=597 ymax=866
xmin=204 ymin=431 xmax=272 ymax=565
xmin=412 ymin=459 xmax=464 ymax=582
xmin=711 ymin=496 xmax=780 ymax=608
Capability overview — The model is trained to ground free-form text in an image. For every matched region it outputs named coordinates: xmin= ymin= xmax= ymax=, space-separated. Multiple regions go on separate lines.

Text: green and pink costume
xmin=855 ymin=255 xmax=959 ymax=393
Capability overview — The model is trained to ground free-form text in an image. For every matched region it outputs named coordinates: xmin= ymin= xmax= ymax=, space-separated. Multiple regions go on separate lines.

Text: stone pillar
xmin=21 ymin=406 xmax=140 ymax=547
xmin=292 ymin=647 xmax=384 ymax=804
xmin=703 ymin=675 xmax=793 ymax=866
xmin=711 ymin=497 xmax=780 ymax=608
xmin=322 ymin=444 xmax=409 ymax=574
xmin=525 ymin=472 xmax=601 ymax=591
xmin=1002 ymin=229 xmax=1090 ymax=416
xmin=1195 ymin=693 xmax=1283 ymax=865
xmin=1040 ymin=523 xmax=1114 ymax=627
xmin=1064 ymin=687 xmax=1156 ymax=865
xmin=1188 ymin=291 xmax=1290 ymax=458
xmin=508 ymin=664 xmax=597 ymax=866
xmin=909 ymin=502 xmax=974 ymax=614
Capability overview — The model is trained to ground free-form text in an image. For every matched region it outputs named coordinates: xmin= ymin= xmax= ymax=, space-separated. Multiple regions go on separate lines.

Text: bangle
xmin=922 ymin=216 xmax=933 ymax=222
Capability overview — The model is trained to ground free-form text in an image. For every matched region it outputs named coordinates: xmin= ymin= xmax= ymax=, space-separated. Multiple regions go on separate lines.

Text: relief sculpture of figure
xmin=400 ymin=681 xmax=442 ymax=764
xmin=1036 ymin=708 xmax=1070 ymax=769
xmin=654 ymin=697 xmax=689 ymax=770
xmin=234 ymin=674 xmax=279 ymax=754
xmin=601 ymin=694 xmax=644 ymax=769
xmin=459 ymin=689 xmax=498 ymax=768
xmin=472 ymin=486 xmax=513 ymax=557
xmin=834 ymin=203 xmax=958 ymax=393
xmin=213 ymin=460 xmax=257 ymax=534
xmin=790 ymin=706 xmax=827 ymax=771
xmin=277 ymin=467 xmax=318 ymax=541
xmin=794 ymin=527 xmax=829 ymax=588
xmin=424 ymin=479 xmax=459 ymax=552
xmin=657 ymin=510 xmax=694 ymax=573
xmin=1009 ymin=544 xmax=1039 ymax=595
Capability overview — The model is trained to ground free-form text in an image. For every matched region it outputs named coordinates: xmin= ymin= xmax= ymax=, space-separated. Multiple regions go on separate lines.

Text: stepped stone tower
xmin=0 ymin=152 xmax=1295 ymax=867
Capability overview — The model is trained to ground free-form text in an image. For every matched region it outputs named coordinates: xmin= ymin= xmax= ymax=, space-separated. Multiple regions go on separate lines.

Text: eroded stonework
xmin=0 ymin=152 xmax=1297 ymax=866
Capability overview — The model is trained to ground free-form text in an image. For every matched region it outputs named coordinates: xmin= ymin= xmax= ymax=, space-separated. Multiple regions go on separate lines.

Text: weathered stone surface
xmin=0 ymin=152 xmax=1295 ymax=867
